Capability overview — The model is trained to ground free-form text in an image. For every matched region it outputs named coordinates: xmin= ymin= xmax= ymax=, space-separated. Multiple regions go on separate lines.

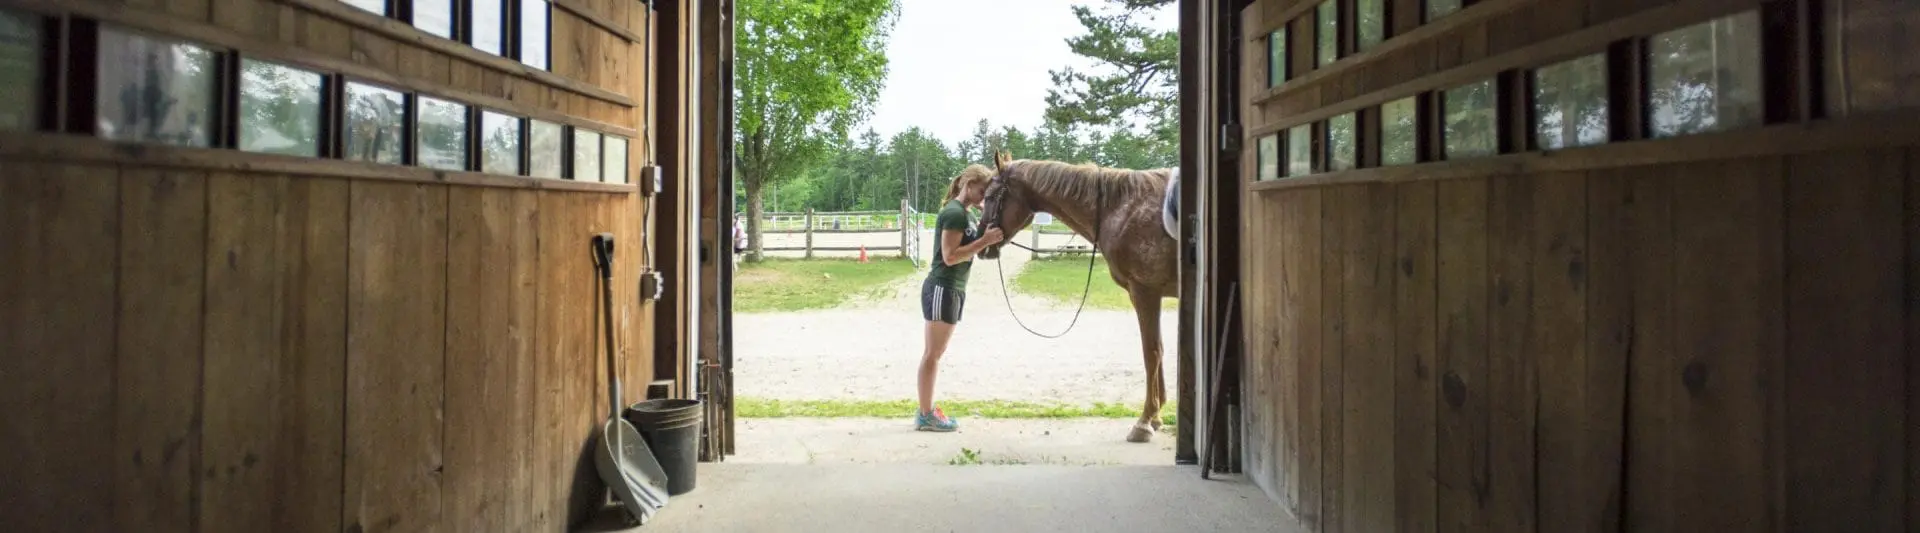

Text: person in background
xmin=913 ymin=164 xmax=1003 ymax=432
xmin=732 ymin=214 xmax=747 ymax=267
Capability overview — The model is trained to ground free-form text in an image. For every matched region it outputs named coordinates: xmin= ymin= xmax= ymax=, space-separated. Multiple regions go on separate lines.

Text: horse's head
xmin=978 ymin=151 xmax=1036 ymax=260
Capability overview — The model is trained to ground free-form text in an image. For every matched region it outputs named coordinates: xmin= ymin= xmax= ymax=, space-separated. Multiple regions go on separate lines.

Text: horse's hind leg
xmin=1126 ymin=287 xmax=1166 ymax=443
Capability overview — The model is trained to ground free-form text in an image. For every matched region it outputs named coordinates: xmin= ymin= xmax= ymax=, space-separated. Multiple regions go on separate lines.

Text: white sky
xmin=857 ymin=0 xmax=1178 ymax=145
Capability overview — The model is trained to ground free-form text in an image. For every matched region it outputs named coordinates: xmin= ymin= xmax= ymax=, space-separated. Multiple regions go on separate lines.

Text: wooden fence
xmin=760 ymin=201 xmax=921 ymax=262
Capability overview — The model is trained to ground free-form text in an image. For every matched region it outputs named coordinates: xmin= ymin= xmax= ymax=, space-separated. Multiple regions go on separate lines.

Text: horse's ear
xmin=994 ymin=151 xmax=1012 ymax=171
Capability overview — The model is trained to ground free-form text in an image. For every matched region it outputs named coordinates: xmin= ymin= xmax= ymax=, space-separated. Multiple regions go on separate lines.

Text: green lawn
xmin=1012 ymin=255 xmax=1177 ymax=310
xmin=733 ymin=258 xmax=919 ymax=312
xmin=736 ymin=397 xmax=1177 ymax=427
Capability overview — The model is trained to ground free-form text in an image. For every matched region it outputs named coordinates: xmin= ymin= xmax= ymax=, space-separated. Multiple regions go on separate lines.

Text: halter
xmin=979 ymin=161 xmax=1103 ymax=339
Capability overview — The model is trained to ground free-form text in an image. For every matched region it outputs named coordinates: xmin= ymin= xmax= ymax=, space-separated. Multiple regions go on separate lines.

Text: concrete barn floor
xmin=587 ymin=463 xmax=1292 ymax=533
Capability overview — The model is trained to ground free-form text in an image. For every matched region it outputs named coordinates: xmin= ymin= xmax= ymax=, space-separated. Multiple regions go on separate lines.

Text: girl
xmin=915 ymin=164 xmax=1004 ymax=432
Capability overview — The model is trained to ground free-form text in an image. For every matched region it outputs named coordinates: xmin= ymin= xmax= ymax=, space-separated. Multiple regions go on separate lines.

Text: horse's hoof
xmin=1149 ymin=419 xmax=1164 ymax=431
xmin=1126 ymin=426 xmax=1154 ymax=443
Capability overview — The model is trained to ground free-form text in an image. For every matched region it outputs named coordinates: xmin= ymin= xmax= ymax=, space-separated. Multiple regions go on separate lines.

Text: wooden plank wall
xmin=0 ymin=0 xmax=675 ymax=531
xmin=1241 ymin=150 xmax=1916 ymax=532
xmin=1234 ymin=0 xmax=1918 ymax=531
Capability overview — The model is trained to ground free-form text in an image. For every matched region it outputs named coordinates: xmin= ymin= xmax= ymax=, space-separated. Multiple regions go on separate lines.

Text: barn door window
xmin=603 ymin=135 xmax=629 ymax=184
xmin=1426 ymin=0 xmax=1462 ymax=22
xmin=239 ymin=59 xmax=326 ymax=157
xmin=1380 ymin=96 xmax=1418 ymax=165
xmin=344 ymin=0 xmax=389 ymax=16
xmin=96 ymin=26 xmax=221 ymax=148
xmin=416 ymin=95 xmax=469 ymax=170
xmin=1442 ymin=78 xmax=1497 ymax=160
xmin=521 ymin=0 xmax=551 ymax=70
xmin=343 ymin=81 xmax=407 ymax=164
xmin=0 ymin=9 xmax=43 ymax=131
xmin=1833 ymin=0 xmax=1920 ymax=113
xmin=572 ymin=128 xmax=602 ymax=181
xmin=1646 ymin=11 xmax=1763 ymax=138
xmin=1358 ymin=0 xmax=1385 ymax=52
xmin=480 ymin=110 xmax=523 ymax=175
xmin=472 ymin=0 xmax=508 ymax=56
xmin=1286 ymin=123 xmax=1314 ymax=176
xmin=1317 ymin=1 xmax=1339 ymax=67
xmin=1531 ymin=53 xmax=1609 ymax=150
xmin=412 ymin=0 xmax=457 ymax=40
xmin=1257 ymin=133 xmax=1281 ymax=180
xmin=1327 ymin=112 xmax=1358 ymax=171
xmin=529 ymin=119 xmax=564 ymax=178
xmin=1268 ymin=28 xmax=1288 ymax=87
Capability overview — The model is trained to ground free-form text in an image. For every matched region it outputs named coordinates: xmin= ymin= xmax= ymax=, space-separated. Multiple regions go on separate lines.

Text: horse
xmin=978 ymin=151 xmax=1180 ymax=443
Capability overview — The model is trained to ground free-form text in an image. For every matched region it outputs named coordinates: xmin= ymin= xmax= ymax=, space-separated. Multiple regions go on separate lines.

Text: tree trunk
xmin=745 ymin=177 xmax=766 ymax=262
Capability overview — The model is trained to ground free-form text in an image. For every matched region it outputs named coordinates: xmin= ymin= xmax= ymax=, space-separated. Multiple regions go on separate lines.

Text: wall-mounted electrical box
xmin=640 ymin=165 xmax=664 ymax=196
xmin=640 ymin=270 xmax=665 ymax=301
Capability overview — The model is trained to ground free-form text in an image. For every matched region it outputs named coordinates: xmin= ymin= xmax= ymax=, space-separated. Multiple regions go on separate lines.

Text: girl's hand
xmin=978 ymin=228 xmax=1004 ymax=245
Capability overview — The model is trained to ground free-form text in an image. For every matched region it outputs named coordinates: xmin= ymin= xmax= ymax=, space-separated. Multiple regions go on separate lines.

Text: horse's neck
xmin=1023 ymin=180 xmax=1116 ymax=239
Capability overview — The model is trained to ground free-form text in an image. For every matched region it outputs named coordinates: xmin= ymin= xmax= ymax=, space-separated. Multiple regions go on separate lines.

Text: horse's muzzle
xmin=979 ymin=244 xmax=1002 ymax=260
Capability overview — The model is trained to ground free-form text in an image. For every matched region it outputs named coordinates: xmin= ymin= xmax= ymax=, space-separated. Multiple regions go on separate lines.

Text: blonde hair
xmin=944 ymin=164 xmax=995 ymax=202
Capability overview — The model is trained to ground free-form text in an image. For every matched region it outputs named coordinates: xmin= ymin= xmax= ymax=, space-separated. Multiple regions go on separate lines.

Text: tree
xmin=1043 ymin=0 xmax=1178 ymax=168
xmin=735 ymin=0 xmax=900 ymax=261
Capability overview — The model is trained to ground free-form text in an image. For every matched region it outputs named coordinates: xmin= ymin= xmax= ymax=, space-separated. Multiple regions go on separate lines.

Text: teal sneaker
xmin=915 ymin=407 xmax=958 ymax=432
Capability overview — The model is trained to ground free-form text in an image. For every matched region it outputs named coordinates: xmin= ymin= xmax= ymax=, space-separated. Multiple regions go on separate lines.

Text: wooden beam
xmin=552 ymin=0 xmax=643 ymax=43
xmin=1246 ymin=108 xmax=1920 ymax=192
xmin=1248 ymin=0 xmax=1771 ymax=136
xmin=0 ymin=132 xmax=639 ymax=194
xmin=275 ymin=0 xmax=637 ymax=107
xmin=0 ymin=0 xmax=638 ymax=137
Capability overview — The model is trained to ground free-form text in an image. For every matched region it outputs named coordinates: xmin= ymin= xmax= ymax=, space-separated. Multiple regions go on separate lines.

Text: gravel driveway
xmin=734 ymin=230 xmax=1181 ymax=407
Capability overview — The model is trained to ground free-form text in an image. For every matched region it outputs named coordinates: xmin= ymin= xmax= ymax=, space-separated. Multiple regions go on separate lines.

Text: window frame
xmin=235 ymin=57 xmax=333 ymax=158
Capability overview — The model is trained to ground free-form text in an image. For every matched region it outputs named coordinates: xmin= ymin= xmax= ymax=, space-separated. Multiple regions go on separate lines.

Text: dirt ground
xmin=733 ymin=229 xmax=1180 ymax=406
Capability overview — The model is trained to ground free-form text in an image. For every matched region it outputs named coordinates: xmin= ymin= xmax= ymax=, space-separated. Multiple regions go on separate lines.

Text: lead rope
xmin=990 ymin=186 xmax=1103 ymax=339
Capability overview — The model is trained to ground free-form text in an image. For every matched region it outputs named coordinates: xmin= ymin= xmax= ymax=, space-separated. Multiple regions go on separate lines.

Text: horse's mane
xmin=1011 ymin=159 xmax=1169 ymax=207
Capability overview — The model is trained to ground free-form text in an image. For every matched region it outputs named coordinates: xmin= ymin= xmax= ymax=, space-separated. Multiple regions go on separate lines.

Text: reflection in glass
xmin=1428 ymin=0 xmax=1462 ymax=21
xmin=343 ymin=0 xmax=385 ymax=16
xmin=417 ymin=96 xmax=468 ymax=171
xmin=1287 ymin=124 xmax=1312 ymax=177
xmin=1257 ymin=134 xmax=1279 ymax=181
xmin=1382 ymin=97 xmax=1417 ymax=166
xmin=529 ymin=120 xmax=563 ymax=178
xmin=414 ymin=0 xmax=453 ymax=39
xmin=602 ymin=135 xmax=629 ymax=184
xmin=1533 ymin=53 xmax=1609 ymax=150
xmin=1268 ymin=28 xmax=1287 ymax=87
xmin=481 ymin=111 xmax=522 ymax=175
xmin=573 ymin=129 xmax=602 ymax=181
xmin=1648 ymin=12 xmax=1762 ymax=138
xmin=1358 ymin=0 xmax=1384 ymax=52
xmin=96 ymin=27 xmax=218 ymax=147
xmin=344 ymin=82 xmax=405 ymax=164
xmin=0 ymin=9 xmax=41 ymax=131
xmin=1317 ymin=1 xmax=1337 ymax=67
xmin=239 ymin=60 xmax=323 ymax=156
xmin=1445 ymin=79 xmax=1497 ymax=160
xmin=1842 ymin=0 xmax=1920 ymax=111
xmin=1328 ymin=113 xmax=1356 ymax=171
xmin=473 ymin=0 xmax=505 ymax=56
xmin=522 ymin=0 xmax=551 ymax=70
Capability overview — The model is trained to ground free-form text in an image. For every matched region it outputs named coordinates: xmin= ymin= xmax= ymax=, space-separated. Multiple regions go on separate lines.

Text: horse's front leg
xmin=1126 ymin=287 xmax=1166 ymax=443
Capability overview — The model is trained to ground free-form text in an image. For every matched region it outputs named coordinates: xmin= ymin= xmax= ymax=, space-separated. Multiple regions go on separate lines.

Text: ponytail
xmin=946 ymin=164 xmax=995 ymax=203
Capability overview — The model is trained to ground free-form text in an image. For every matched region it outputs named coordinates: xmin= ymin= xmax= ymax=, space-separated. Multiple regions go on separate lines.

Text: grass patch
xmin=736 ymin=397 xmax=1177 ymax=427
xmin=1011 ymin=255 xmax=1177 ymax=310
xmin=732 ymin=258 xmax=918 ymax=312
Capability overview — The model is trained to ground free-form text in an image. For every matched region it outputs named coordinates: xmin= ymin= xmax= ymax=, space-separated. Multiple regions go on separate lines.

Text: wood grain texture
xmin=1485 ymin=174 xmax=1539 ymax=533
xmin=1660 ymin=158 xmax=1784 ymax=532
xmin=200 ymin=174 xmax=349 ymax=533
xmin=1337 ymin=183 xmax=1397 ymax=533
xmin=114 ymin=168 xmax=208 ymax=533
xmin=1434 ymin=177 xmax=1489 ymax=533
xmin=0 ymin=164 xmax=119 ymax=533
xmin=1393 ymin=181 xmax=1439 ymax=533
xmin=1242 ymin=189 xmax=1274 ymax=494
xmin=1579 ymin=168 xmax=1648 ymax=533
xmin=444 ymin=187 xmax=538 ymax=532
xmin=1525 ymin=172 xmax=1591 ymax=532
xmin=1282 ymin=188 xmax=1325 ymax=524
xmin=532 ymin=191 xmax=603 ymax=530
xmin=1320 ymin=184 xmax=1348 ymax=533
xmin=1784 ymin=149 xmax=1907 ymax=533
xmin=1908 ymin=148 xmax=1919 ymax=533
xmin=345 ymin=181 xmax=449 ymax=533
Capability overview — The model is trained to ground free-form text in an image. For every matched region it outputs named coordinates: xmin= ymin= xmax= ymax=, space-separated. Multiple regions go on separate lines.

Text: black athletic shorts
xmin=920 ymin=278 xmax=966 ymax=324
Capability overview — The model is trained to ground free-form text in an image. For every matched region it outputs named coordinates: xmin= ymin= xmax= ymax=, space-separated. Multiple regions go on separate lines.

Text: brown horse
xmin=979 ymin=151 xmax=1178 ymax=443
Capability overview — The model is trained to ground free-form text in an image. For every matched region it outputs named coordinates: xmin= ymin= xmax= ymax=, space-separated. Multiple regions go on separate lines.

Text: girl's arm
xmin=940 ymin=228 xmax=1003 ymax=266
